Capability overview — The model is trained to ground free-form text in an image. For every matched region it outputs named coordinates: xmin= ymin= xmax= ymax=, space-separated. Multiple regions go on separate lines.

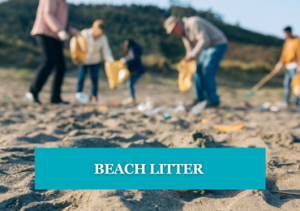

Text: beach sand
xmin=0 ymin=69 xmax=300 ymax=211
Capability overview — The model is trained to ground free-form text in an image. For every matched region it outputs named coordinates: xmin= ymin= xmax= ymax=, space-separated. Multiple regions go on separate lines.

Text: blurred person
xmin=272 ymin=26 xmax=300 ymax=108
xmin=26 ymin=0 xmax=77 ymax=104
xmin=120 ymin=39 xmax=145 ymax=105
xmin=71 ymin=20 xmax=114 ymax=102
xmin=164 ymin=16 xmax=227 ymax=107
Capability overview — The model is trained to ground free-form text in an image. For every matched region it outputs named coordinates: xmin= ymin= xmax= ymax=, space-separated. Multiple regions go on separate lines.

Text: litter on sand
xmin=201 ymin=118 xmax=211 ymax=124
xmin=144 ymin=106 xmax=168 ymax=116
xmin=98 ymin=106 xmax=108 ymax=112
xmin=138 ymin=97 xmax=154 ymax=112
xmin=213 ymin=124 xmax=245 ymax=132
xmin=190 ymin=101 xmax=207 ymax=115
xmin=75 ymin=92 xmax=89 ymax=103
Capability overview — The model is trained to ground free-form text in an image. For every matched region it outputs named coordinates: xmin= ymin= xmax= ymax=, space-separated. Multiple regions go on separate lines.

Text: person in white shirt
xmin=71 ymin=20 xmax=114 ymax=102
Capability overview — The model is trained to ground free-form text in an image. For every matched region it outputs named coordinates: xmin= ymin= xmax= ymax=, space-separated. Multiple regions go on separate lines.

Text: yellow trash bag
xmin=70 ymin=34 xmax=87 ymax=66
xmin=291 ymin=74 xmax=300 ymax=97
xmin=213 ymin=124 xmax=245 ymax=132
xmin=177 ymin=60 xmax=197 ymax=93
xmin=105 ymin=61 xmax=130 ymax=90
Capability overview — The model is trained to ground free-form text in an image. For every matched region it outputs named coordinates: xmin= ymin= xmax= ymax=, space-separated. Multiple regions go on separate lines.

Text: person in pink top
xmin=26 ymin=0 xmax=77 ymax=104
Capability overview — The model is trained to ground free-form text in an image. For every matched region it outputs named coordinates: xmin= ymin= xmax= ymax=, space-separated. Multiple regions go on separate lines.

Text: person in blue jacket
xmin=121 ymin=39 xmax=145 ymax=105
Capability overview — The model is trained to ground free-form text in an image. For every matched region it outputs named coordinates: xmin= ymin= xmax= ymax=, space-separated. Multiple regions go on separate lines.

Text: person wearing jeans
xmin=164 ymin=16 xmax=227 ymax=106
xmin=77 ymin=63 xmax=101 ymax=99
xmin=27 ymin=0 xmax=77 ymax=104
xmin=273 ymin=26 xmax=300 ymax=108
xmin=193 ymin=43 xmax=227 ymax=103
xmin=121 ymin=39 xmax=145 ymax=105
xmin=71 ymin=20 xmax=114 ymax=102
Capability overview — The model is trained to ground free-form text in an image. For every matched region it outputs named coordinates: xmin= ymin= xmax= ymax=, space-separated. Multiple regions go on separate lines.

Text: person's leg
xmin=90 ymin=63 xmax=101 ymax=98
xmin=193 ymin=51 xmax=206 ymax=102
xmin=127 ymin=74 xmax=142 ymax=99
xmin=30 ymin=35 xmax=56 ymax=96
xmin=283 ymin=69 xmax=292 ymax=105
xmin=51 ymin=39 xmax=66 ymax=101
xmin=77 ymin=65 xmax=87 ymax=93
xmin=202 ymin=43 xmax=227 ymax=104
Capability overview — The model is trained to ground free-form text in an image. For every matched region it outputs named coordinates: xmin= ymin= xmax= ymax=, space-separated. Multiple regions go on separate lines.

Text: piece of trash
xmin=291 ymin=74 xmax=300 ymax=97
xmin=173 ymin=101 xmax=186 ymax=113
xmin=98 ymin=106 xmax=108 ymax=112
xmin=138 ymin=97 xmax=154 ymax=112
xmin=201 ymin=118 xmax=211 ymax=124
xmin=75 ymin=92 xmax=89 ymax=103
xmin=270 ymin=190 xmax=300 ymax=196
xmin=3 ymin=95 xmax=9 ymax=101
xmin=230 ymin=107 xmax=235 ymax=111
xmin=164 ymin=113 xmax=171 ymax=119
xmin=251 ymin=107 xmax=269 ymax=112
xmin=109 ymin=101 xmax=119 ymax=107
xmin=277 ymin=162 xmax=296 ymax=166
xmin=23 ymin=96 xmax=29 ymax=102
xmin=262 ymin=102 xmax=271 ymax=109
xmin=84 ymin=106 xmax=95 ymax=112
xmin=270 ymin=106 xmax=280 ymax=112
xmin=144 ymin=106 xmax=167 ymax=116
xmin=190 ymin=101 xmax=207 ymax=115
xmin=213 ymin=124 xmax=245 ymax=132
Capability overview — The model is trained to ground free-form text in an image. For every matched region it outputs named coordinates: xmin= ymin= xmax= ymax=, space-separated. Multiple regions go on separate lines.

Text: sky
xmin=67 ymin=0 xmax=300 ymax=38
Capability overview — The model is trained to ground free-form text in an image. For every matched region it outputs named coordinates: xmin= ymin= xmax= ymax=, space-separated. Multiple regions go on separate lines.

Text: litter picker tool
xmin=245 ymin=68 xmax=280 ymax=97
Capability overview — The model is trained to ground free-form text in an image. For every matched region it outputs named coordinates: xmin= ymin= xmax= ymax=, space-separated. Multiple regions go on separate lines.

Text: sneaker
xmin=206 ymin=101 xmax=220 ymax=108
xmin=90 ymin=96 xmax=98 ymax=103
xmin=25 ymin=92 xmax=41 ymax=104
xmin=122 ymin=98 xmax=136 ymax=106
xmin=51 ymin=98 xmax=69 ymax=105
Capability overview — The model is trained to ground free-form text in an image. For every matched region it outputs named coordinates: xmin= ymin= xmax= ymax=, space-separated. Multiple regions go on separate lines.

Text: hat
xmin=92 ymin=20 xmax=105 ymax=35
xmin=164 ymin=16 xmax=178 ymax=34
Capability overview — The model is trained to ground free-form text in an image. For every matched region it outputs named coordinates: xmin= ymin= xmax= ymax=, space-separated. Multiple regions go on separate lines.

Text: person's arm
xmin=186 ymin=21 xmax=210 ymax=61
xmin=182 ymin=37 xmax=192 ymax=57
xmin=102 ymin=35 xmax=114 ymax=63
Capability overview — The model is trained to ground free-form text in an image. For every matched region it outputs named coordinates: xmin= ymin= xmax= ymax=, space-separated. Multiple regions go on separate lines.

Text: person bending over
xmin=164 ymin=16 xmax=228 ymax=107
xmin=72 ymin=20 xmax=114 ymax=102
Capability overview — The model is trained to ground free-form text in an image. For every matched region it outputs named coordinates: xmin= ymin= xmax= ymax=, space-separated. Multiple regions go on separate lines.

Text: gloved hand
xmin=120 ymin=58 xmax=126 ymax=64
xmin=58 ymin=30 xmax=70 ymax=41
xmin=69 ymin=27 xmax=79 ymax=36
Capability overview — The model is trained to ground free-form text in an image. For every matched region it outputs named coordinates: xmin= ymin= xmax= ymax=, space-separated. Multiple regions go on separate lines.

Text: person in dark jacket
xmin=121 ymin=39 xmax=145 ymax=105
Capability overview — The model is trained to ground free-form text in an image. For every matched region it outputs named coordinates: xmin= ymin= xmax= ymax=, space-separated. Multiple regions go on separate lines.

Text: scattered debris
xmin=201 ymin=118 xmax=211 ymax=124
xmin=213 ymin=124 xmax=245 ymax=132
xmin=190 ymin=101 xmax=207 ymax=115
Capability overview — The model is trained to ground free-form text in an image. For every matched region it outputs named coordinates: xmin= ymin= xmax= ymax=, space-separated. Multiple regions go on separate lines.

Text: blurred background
xmin=0 ymin=0 xmax=299 ymax=88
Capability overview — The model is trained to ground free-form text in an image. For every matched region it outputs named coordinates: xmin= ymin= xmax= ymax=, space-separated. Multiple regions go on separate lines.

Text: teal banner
xmin=35 ymin=148 xmax=265 ymax=190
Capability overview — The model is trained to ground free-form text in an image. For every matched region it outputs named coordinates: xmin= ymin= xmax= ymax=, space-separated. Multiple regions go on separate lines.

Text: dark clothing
xmin=127 ymin=73 xmax=143 ymax=99
xmin=77 ymin=63 xmax=101 ymax=97
xmin=126 ymin=44 xmax=145 ymax=74
xmin=30 ymin=35 xmax=66 ymax=100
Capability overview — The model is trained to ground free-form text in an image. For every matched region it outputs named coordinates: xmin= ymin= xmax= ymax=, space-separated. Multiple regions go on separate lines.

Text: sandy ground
xmin=0 ymin=68 xmax=300 ymax=211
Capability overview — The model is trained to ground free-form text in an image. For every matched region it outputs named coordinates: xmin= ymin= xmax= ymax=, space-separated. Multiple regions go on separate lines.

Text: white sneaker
xmin=122 ymin=98 xmax=136 ymax=106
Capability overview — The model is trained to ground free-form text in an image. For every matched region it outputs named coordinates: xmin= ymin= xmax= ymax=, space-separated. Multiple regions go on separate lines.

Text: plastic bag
xmin=105 ymin=61 xmax=130 ymax=90
xmin=75 ymin=92 xmax=89 ymax=103
xmin=190 ymin=101 xmax=207 ymax=115
xmin=70 ymin=34 xmax=87 ymax=66
xmin=291 ymin=74 xmax=300 ymax=97
xmin=177 ymin=60 xmax=197 ymax=92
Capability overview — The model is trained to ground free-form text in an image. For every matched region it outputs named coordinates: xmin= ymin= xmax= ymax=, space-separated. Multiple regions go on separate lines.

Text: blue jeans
xmin=127 ymin=73 xmax=142 ymax=99
xmin=77 ymin=63 xmax=101 ymax=97
xmin=284 ymin=68 xmax=299 ymax=106
xmin=193 ymin=43 xmax=227 ymax=103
